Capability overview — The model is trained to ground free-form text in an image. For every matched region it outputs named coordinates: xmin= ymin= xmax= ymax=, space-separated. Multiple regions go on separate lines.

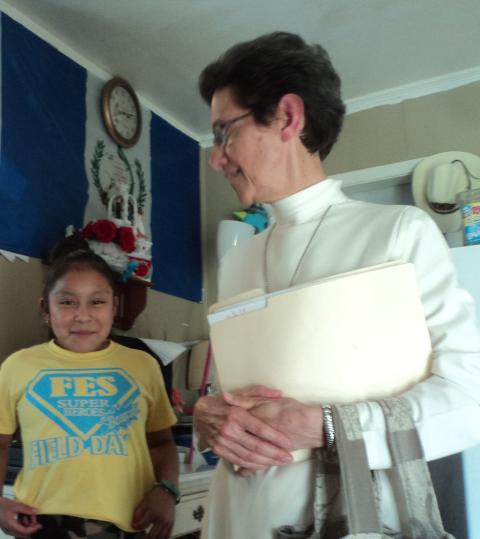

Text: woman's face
xmin=46 ymin=269 xmax=117 ymax=353
xmin=208 ymin=86 xmax=285 ymax=205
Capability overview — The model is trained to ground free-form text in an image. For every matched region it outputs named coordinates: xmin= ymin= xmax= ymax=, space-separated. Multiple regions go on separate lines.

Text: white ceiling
xmin=1 ymin=0 xmax=480 ymax=142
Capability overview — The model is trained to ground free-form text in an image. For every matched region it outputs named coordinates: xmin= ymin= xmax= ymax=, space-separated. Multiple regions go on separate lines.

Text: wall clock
xmin=101 ymin=77 xmax=142 ymax=148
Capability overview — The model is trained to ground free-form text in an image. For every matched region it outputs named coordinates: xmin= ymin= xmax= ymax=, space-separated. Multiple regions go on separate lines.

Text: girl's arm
xmin=0 ymin=433 xmax=42 ymax=537
xmin=131 ymin=428 xmax=179 ymax=539
xmin=147 ymin=429 xmax=179 ymax=487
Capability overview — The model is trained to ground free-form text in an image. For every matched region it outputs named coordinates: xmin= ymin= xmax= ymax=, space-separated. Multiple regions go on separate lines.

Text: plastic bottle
xmin=457 ymin=189 xmax=480 ymax=245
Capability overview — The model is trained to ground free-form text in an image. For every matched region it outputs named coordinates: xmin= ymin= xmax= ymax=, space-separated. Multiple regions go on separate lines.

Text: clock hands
xmin=116 ymin=109 xmax=136 ymax=119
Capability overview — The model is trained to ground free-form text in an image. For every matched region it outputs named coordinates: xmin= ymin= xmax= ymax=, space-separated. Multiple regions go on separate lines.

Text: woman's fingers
xmin=222 ymin=404 xmax=293 ymax=451
xmin=213 ymin=411 xmax=293 ymax=467
xmin=223 ymin=385 xmax=283 ymax=409
xmin=194 ymin=389 xmax=294 ymax=468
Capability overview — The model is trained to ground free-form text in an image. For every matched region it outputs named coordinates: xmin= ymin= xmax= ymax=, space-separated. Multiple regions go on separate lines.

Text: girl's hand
xmin=131 ymin=488 xmax=175 ymax=539
xmin=0 ymin=496 xmax=42 ymax=538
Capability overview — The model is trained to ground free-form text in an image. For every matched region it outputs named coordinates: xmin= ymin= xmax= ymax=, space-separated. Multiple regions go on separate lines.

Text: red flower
xmin=118 ymin=226 xmax=136 ymax=253
xmin=91 ymin=220 xmax=117 ymax=243
xmin=80 ymin=221 xmax=96 ymax=239
xmin=135 ymin=261 xmax=151 ymax=277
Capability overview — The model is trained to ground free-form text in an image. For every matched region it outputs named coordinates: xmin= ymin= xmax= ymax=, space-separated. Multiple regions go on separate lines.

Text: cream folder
xmin=208 ymin=262 xmax=432 ymax=405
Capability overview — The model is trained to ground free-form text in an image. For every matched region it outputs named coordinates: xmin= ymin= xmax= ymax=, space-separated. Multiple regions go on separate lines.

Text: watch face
xmin=102 ymin=78 xmax=142 ymax=148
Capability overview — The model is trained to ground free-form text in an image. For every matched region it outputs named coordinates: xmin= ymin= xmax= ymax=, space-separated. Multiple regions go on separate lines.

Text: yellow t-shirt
xmin=0 ymin=340 xmax=177 ymax=531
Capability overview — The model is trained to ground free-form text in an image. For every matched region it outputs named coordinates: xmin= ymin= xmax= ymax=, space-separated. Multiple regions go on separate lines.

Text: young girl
xmin=0 ymin=244 xmax=179 ymax=539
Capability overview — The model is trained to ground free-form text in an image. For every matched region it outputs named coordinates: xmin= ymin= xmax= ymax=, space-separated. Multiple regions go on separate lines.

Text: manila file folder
xmin=208 ymin=262 xmax=432 ymax=404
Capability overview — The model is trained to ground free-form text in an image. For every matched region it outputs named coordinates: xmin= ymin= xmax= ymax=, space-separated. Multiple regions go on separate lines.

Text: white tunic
xmin=201 ymin=179 xmax=480 ymax=538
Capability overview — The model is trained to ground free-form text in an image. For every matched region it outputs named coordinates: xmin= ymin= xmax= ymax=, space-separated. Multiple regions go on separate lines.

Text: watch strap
xmin=153 ymin=479 xmax=181 ymax=504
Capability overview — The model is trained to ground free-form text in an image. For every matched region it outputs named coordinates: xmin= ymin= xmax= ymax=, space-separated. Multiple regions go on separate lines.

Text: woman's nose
xmin=209 ymin=144 xmax=227 ymax=171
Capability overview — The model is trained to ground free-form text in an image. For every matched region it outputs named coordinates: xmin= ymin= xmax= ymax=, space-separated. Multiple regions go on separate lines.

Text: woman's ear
xmin=277 ymin=93 xmax=305 ymax=142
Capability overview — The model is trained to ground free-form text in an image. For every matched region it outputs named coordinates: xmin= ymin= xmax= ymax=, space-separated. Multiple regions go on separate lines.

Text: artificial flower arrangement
xmin=79 ymin=218 xmax=152 ymax=282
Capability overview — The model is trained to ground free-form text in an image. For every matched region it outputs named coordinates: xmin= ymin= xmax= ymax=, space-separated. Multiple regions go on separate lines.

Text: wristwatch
xmin=322 ymin=404 xmax=336 ymax=451
xmin=153 ymin=479 xmax=181 ymax=504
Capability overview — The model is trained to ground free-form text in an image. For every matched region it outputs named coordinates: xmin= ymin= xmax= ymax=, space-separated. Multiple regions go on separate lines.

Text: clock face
xmin=102 ymin=78 xmax=142 ymax=148
xmin=110 ymin=86 xmax=138 ymax=140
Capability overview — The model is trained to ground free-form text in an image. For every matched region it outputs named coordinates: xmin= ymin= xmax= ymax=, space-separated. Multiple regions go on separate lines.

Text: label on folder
xmin=208 ymin=295 xmax=267 ymax=324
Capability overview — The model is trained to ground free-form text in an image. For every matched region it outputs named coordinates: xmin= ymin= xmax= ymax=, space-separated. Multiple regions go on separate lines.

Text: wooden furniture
xmin=114 ymin=276 xmax=151 ymax=330
xmin=171 ymin=465 xmax=213 ymax=538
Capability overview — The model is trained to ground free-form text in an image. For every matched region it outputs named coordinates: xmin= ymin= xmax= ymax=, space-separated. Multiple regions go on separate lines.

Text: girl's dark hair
xmin=199 ymin=31 xmax=346 ymax=160
xmin=42 ymin=233 xmax=119 ymax=313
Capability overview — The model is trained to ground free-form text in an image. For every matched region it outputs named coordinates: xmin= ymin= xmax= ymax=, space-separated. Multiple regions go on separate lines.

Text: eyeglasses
xmin=212 ymin=111 xmax=252 ymax=147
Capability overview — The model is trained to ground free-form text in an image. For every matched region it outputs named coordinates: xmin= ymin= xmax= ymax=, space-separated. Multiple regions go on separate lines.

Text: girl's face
xmin=46 ymin=269 xmax=117 ymax=354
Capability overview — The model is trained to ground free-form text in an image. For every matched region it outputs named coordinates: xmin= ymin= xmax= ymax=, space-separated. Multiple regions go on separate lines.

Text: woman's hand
xmin=224 ymin=393 xmax=324 ymax=451
xmin=0 ymin=496 xmax=42 ymax=538
xmin=221 ymin=392 xmax=325 ymax=476
xmin=131 ymin=488 xmax=175 ymax=539
xmin=193 ymin=385 xmax=294 ymax=471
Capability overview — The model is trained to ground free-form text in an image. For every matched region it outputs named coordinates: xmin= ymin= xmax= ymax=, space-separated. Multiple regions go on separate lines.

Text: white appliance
xmin=450 ymin=244 xmax=480 ymax=539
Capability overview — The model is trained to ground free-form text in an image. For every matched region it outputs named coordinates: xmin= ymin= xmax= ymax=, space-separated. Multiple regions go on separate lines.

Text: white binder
xmin=208 ymin=262 xmax=432 ymax=405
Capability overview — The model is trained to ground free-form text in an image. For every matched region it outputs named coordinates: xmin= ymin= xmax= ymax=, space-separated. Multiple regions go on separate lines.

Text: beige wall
xmin=2 ymin=80 xmax=479 ymax=360
xmin=0 ymin=257 xmax=49 ymax=360
xmin=325 ymin=80 xmax=480 ymax=174
xmin=118 ymin=288 xmax=208 ymax=342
